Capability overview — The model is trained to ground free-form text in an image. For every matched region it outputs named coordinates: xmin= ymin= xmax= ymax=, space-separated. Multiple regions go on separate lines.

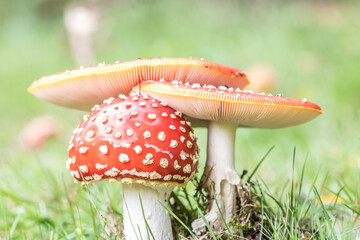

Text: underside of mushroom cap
xmin=132 ymin=81 xmax=322 ymax=129
xmin=28 ymin=57 xmax=249 ymax=111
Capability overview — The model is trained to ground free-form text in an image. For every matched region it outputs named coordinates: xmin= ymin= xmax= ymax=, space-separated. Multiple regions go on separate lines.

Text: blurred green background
xmin=0 ymin=0 xmax=359 ymax=238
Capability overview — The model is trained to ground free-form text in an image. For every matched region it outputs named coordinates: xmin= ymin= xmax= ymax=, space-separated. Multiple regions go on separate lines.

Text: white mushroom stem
xmin=192 ymin=121 xmax=240 ymax=234
xmin=122 ymin=183 xmax=174 ymax=240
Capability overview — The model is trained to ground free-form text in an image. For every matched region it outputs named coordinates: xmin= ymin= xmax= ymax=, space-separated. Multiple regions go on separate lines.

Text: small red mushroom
xmin=68 ymin=93 xmax=199 ymax=239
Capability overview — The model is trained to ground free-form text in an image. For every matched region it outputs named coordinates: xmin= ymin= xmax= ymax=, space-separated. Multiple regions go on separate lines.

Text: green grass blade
xmin=196 ymin=205 xmax=217 ymax=240
xmin=159 ymin=202 xmax=198 ymax=240
xmin=247 ymin=146 xmax=275 ymax=182
xmin=139 ymin=194 xmax=156 ymax=240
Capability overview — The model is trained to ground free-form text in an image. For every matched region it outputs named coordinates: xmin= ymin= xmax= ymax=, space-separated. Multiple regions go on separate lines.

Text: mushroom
xmin=68 ymin=93 xmax=199 ymax=239
xmin=28 ymin=57 xmax=249 ymax=111
xmin=131 ymin=80 xmax=323 ymax=233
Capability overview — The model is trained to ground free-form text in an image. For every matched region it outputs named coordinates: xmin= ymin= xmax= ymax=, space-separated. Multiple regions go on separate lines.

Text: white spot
xmin=76 ymin=137 xmax=81 ymax=142
xmin=243 ymin=90 xmax=253 ymax=94
xmin=170 ymin=114 xmax=176 ymax=119
xmin=134 ymin=145 xmax=142 ymax=154
xmin=105 ymin=167 xmax=120 ymax=177
xmin=116 ymin=114 xmax=123 ymax=120
xmin=87 ymin=130 xmax=95 ymax=138
xmin=169 ymin=125 xmax=176 ymax=130
xmin=160 ymin=102 xmax=168 ymax=106
xmin=164 ymin=175 xmax=172 ymax=181
xmin=105 ymin=127 xmax=112 ymax=134
xmin=118 ymin=94 xmax=127 ymax=100
xmin=174 ymin=160 xmax=181 ymax=170
xmin=191 ymin=154 xmax=198 ymax=164
xmin=162 ymin=112 xmax=168 ymax=117
xmin=218 ymin=86 xmax=228 ymax=90
xmin=170 ymin=140 xmax=178 ymax=148
xmin=92 ymin=174 xmax=103 ymax=180
xmin=152 ymin=103 xmax=158 ymax=108
xmin=149 ymin=172 xmax=162 ymax=180
xmin=125 ymin=102 xmax=132 ymax=108
xmin=135 ymin=122 xmax=141 ymax=127
xmin=132 ymin=96 xmax=139 ymax=101
xmin=79 ymin=147 xmax=89 ymax=154
xmin=180 ymin=136 xmax=185 ymax=143
xmin=175 ymin=111 xmax=182 ymax=117
xmin=189 ymin=132 xmax=195 ymax=141
xmin=66 ymin=157 xmax=75 ymax=169
xmin=115 ymin=132 xmax=122 ymax=138
xmin=119 ymin=153 xmax=130 ymax=163
xmin=183 ymin=164 xmax=191 ymax=173
xmin=67 ymin=143 xmax=74 ymax=151
xmin=101 ymin=117 xmax=108 ymax=124
xmin=143 ymin=94 xmax=150 ymax=100
xmin=91 ymin=105 xmax=100 ymax=111
xmin=143 ymin=131 xmax=151 ymax=139
xmin=84 ymin=176 xmax=93 ymax=181
xmin=191 ymin=83 xmax=200 ymax=88
xmin=179 ymin=127 xmax=186 ymax=133
xmin=71 ymin=170 xmax=80 ymax=178
xmin=180 ymin=150 xmax=188 ymax=161
xmin=99 ymin=145 xmax=108 ymax=155
xmin=186 ymin=121 xmax=191 ymax=127
xmin=103 ymin=97 xmax=114 ymax=105
xmin=139 ymin=101 xmax=146 ymax=107
xmin=126 ymin=129 xmax=134 ymax=136
xmin=180 ymin=121 xmax=186 ymax=125
xmin=148 ymin=114 xmax=156 ymax=120
xmin=158 ymin=131 xmax=166 ymax=141
xmin=143 ymin=153 xmax=154 ymax=165
xmin=160 ymin=158 xmax=169 ymax=168
xmin=96 ymin=163 xmax=107 ymax=170
xmin=173 ymin=175 xmax=185 ymax=180
xmin=187 ymin=141 xmax=193 ymax=149
xmin=302 ymin=98 xmax=307 ymax=103
xmin=131 ymin=111 xmax=138 ymax=117
xmin=79 ymin=165 xmax=88 ymax=173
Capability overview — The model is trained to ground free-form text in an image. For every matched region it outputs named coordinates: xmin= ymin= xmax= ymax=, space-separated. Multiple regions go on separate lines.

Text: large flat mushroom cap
xmin=133 ymin=81 xmax=322 ymax=129
xmin=28 ymin=57 xmax=249 ymax=111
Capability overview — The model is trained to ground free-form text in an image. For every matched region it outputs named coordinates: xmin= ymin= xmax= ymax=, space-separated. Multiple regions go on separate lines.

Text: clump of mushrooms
xmin=131 ymin=80 xmax=322 ymax=233
xmin=68 ymin=93 xmax=199 ymax=239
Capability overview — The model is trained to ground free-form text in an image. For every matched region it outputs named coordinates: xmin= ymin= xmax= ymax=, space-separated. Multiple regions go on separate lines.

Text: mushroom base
xmin=122 ymin=183 xmax=174 ymax=240
xmin=192 ymin=121 xmax=240 ymax=234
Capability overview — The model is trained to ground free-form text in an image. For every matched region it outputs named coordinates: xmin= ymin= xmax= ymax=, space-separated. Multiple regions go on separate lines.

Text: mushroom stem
xmin=122 ymin=183 xmax=174 ymax=240
xmin=192 ymin=121 xmax=240 ymax=233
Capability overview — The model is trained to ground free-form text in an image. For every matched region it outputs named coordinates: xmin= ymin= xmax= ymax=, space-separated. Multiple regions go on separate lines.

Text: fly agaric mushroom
xmin=68 ymin=93 xmax=199 ymax=239
xmin=131 ymin=80 xmax=322 ymax=233
xmin=28 ymin=57 xmax=249 ymax=111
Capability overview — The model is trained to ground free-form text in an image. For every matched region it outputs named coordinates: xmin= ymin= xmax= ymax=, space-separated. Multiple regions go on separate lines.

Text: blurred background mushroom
xmin=18 ymin=115 xmax=61 ymax=150
xmin=245 ymin=63 xmax=276 ymax=93
xmin=63 ymin=3 xmax=99 ymax=66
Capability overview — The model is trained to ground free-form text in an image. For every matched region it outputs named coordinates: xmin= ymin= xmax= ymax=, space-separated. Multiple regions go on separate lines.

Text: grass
xmin=1 ymin=0 xmax=360 ymax=239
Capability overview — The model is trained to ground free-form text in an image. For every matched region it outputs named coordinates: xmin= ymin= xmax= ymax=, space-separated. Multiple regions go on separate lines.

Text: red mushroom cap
xmin=67 ymin=94 xmax=199 ymax=186
xmin=28 ymin=57 xmax=249 ymax=111
xmin=132 ymin=81 xmax=322 ymax=128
